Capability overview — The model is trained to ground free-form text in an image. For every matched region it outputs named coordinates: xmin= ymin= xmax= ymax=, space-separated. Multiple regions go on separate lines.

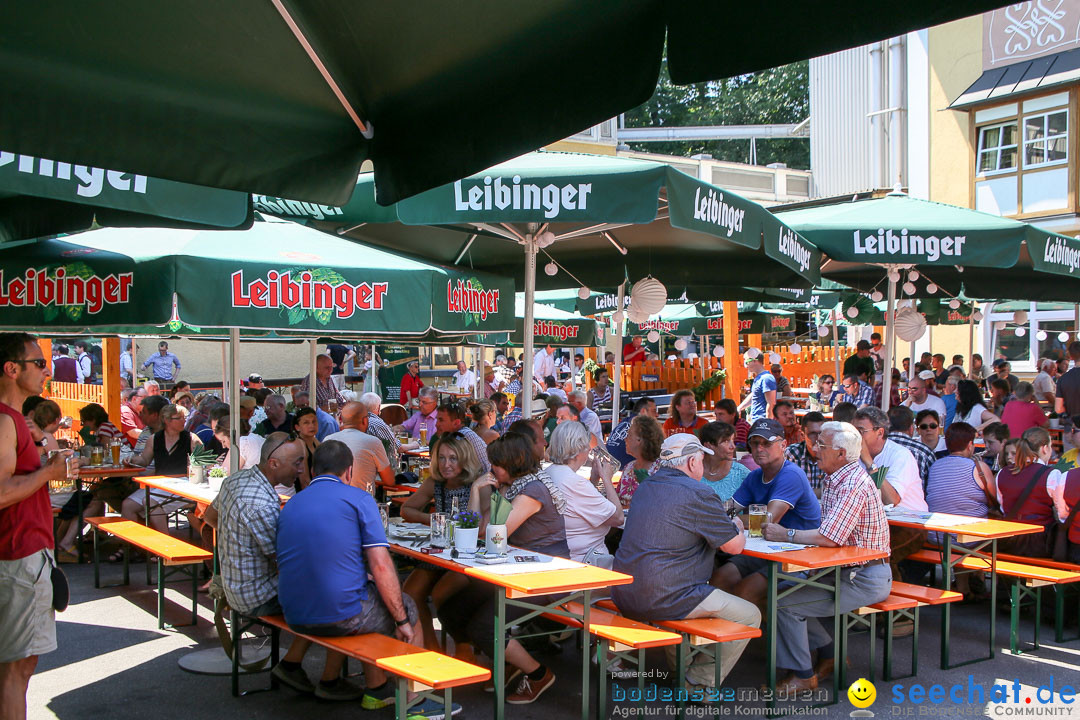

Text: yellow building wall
xmin=928 ymin=15 xmax=982 ymax=208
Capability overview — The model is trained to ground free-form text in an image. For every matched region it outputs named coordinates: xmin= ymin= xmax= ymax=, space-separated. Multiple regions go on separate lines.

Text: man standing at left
xmin=141 ymin=341 xmax=181 ymax=387
xmin=0 ymin=333 xmax=73 ymax=719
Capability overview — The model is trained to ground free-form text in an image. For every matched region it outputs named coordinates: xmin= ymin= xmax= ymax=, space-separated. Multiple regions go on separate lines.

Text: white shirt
xmin=903 ymin=394 xmax=947 ymax=419
xmin=1045 ymin=464 xmax=1071 ymax=522
xmin=454 ymin=369 xmax=477 ymax=393
xmin=957 ymin=403 xmax=991 ymax=427
xmin=533 ymin=349 xmax=555 ymax=385
xmin=579 ymin=406 xmax=604 ymax=444
xmin=1033 ymin=371 xmax=1056 ymax=399
xmin=546 ymin=463 xmax=623 ymax=562
xmin=322 ymin=428 xmax=391 ymax=491
xmin=224 ymin=434 xmax=265 ymax=471
xmin=871 ymin=439 xmax=927 ymax=512
xmin=76 ymin=352 xmax=91 ymax=384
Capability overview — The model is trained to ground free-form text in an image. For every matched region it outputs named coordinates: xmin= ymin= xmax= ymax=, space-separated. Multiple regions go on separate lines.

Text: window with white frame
xmin=1023 ymin=109 xmax=1069 ymax=168
xmin=977 ymin=122 xmax=1018 ymax=174
xmin=986 ymin=302 xmax=1077 ymax=373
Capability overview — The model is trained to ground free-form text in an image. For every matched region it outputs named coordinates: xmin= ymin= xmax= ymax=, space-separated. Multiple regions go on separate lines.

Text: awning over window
xmin=951 ymin=48 xmax=1080 ymax=109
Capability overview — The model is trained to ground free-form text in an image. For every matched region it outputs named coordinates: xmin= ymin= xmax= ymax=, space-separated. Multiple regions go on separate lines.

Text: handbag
xmin=50 ymin=555 xmax=69 ymax=612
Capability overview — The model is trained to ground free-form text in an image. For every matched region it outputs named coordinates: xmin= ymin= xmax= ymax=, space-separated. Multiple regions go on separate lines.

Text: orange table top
xmin=134 ymin=474 xmax=291 ymax=505
xmin=389 ymin=542 xmax=632 ymax=596
xmin=79 ymin=463 xmax=145 ymax=478
xmin=741 ymin=544 xmax=888 ymax=570
xmin=887 ymin=516 xmax=1043 ymax=539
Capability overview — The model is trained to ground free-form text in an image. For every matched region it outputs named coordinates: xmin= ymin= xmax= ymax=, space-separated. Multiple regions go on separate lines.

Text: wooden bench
xmin=988 ymin=553 xmax=1080 ymax=643
xmin=844 ymin=593 xmax=922 ymax=683
xmin=250 ymin=615 xmax=488 ymax=719
xmin=909 ymin=548 xmax=1080 ymax=653
xmin=87 ymin=516 xmax=212 ymax=629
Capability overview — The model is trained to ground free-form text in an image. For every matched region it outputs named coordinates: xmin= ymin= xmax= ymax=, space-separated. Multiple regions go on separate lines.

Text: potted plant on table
xmin=1049 ymin=411 xmax=1061 ymax=430
xmin=188 ymin=446 xmax=219 ymax=484
xmin=452 ymin=510 xmax=481 ymax=554
xmin=207 ymin=466 xmax=229 ymax=492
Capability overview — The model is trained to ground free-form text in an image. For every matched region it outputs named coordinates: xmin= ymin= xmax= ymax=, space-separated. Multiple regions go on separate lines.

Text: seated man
xmin=395 ymin=387 xmax=438 ymax=446
xmin=714 ymin=419 xmax=821 ymax=603
xmin=613 ymin=434 xmax=761 ymax=691
xmin=568 ymin=390 xmax=604 ymax=446
xmin=607 ymin=397 xmax=657 ymax=465
xmin=433 ymin=399 xmax=491 ymax=473
xmin=205 ymin=433 xmax=360 ymax=700
xmin=763 ymin=421 xmax=892 ymax=692
xmin=275 ymin=441 xmax=453 ymax=718
xmin=784 ymin=411 xmax=827 ymax=494
xmin=839 ymin=374 xmax=874 ymax=408
xmin=323 ymin=402 xmax=395 ymax=494
xmin=358 ymin=391 xmax=400 ymax=469
xmin=774 ymin=400 xmax=802 ymax=445
xmin=253 ymin=394 xmax=294 ymax=437
xmin=714 ymin=398 xmax=750 ymax=449
xmin=886 ymin=406 xmax=936 ymax=491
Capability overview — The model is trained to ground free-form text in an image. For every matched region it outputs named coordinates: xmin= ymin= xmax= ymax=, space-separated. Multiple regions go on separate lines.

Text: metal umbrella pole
xmin=831 ymin=308 xmax=841 ymax=382
xmin=881 ymin=267 xmax=899 ymax=411
xmin=610 ymin=281 xmax=626 ymax=426
xmin=522 ymin=229 xmax=537 ymax=406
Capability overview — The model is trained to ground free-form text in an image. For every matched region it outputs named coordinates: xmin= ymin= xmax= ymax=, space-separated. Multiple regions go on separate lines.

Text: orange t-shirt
xmin=662 ymin=415 xmax=708 ymax=438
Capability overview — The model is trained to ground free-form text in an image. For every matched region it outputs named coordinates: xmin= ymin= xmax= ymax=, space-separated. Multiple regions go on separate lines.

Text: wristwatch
xmin=787 ymin=528 xmax=797 ymax=541
xmin=395 ymin=617 xmax=410 ymax=627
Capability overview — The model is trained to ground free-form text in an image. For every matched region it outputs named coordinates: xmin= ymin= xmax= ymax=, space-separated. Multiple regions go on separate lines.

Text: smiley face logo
xmin=848 ymin=677 xmax=876 ymax=708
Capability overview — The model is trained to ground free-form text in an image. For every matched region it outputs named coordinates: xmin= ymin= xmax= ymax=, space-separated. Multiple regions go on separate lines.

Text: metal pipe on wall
xmin=888 ymin=35 xmax=906 ymax=188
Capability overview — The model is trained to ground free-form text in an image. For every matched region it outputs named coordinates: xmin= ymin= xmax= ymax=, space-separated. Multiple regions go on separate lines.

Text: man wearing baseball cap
xmin=612 ymin=433 xmax=760 ymax=691
xmin=714 ymin=419 xmax=820 ymax=605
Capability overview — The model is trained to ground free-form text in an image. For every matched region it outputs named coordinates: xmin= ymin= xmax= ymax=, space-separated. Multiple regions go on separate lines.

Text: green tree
xmin=623 ymin=59 xmax=809 ymax=169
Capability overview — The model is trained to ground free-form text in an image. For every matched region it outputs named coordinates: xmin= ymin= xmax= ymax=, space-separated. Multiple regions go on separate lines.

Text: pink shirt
xmin=1000 ymin=400 xmax=1047 ymax=438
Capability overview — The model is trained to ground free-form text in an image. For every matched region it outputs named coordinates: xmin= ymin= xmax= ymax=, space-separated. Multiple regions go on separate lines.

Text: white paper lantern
xmin=1015 ymin=327 xmax=1027 ymax=337
xmin=817 ymin=326 xmax=830 ymax=337
xmin=788 ymin=343 xmax=802 ymax=354
xmin=768 ymin=352 xmax=782 ymax=365
xmin=902 ymin=281 xmax=917 ymax=295
xmin=973 ymin=310 xmax=984 ymax=322
xmin=612 ymin=311 xmax=624 ymax=325
xmin=535 ymin=230 xmax=556 ymax=249
xmin=1013 ymin=310 xmax=1028 ymax=325
xmin=894 ymin=307 xmax=927 ymax=342
xmin=543 ymin=262 xmax=558 ymax=276
xmin=673 ymin=338 xmax=687 ymax=351
xmin=627 ymin=307 xmax=650 ymax=324
xmin=713 ymin=346 xmax=726 ymax=358
xmin=1037 ymin=330 xmax=1048 ymax=341
xmin=909 ymin=270 xmax=920 ymax=281
xmin=926 ymin=283 xmax=938 ymax=295
xmin=746 ymin=347 xmax=762 ymax=359
xmin=629 ymin=277 xmax=667 ymax=316
xmin=948 ymin=299 xmax=960 ymax=309
xmin=1059 ymin=332 xmax=1070 ymax=343
xmin=577 ymin=286 xmax=591 ymax=300
xmin=887 ymin=270 xmax=901 ymax=283
xmin=647 ymin=330 xmax=660 ymax=343
xmin=846 ymin=306 xmax=859 ymax=318
xmin=870 ymin=291 xmax=884 ymax=302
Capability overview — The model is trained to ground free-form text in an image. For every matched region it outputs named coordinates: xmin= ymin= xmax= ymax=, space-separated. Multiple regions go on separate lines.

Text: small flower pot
xmin=454 ymin=526 xmax=479 ymax=554
xmin=189 ymin=465 xmax=206 ymax=485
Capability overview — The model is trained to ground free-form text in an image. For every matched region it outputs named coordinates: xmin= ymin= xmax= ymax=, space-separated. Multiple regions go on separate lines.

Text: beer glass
xmin=419 ymin=426 xmax=428 ymax=446
xmin=430 ymin=513 xmax=450 ymax=548
xmin=723 ymin=498 xmax=738 ymax=519
xmin=748 ymin=504 xmax=768 ymax=538
xmin=90 ymin=445 xmax=105 ymax=467
xmin=109 ymin=439 xmax=122 ymax=466
xmin=327 ymin=398 xmax=338 ymax=415
xmin=378 ymin=502 xmax=391 ymax=532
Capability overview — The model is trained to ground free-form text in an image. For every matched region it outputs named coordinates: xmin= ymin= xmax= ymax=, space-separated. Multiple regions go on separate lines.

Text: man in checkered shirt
xmin=886 ymin=406 xmax=936 ymax=491
xmin=839 ymin=373 xmax=875 ymax=408
xmin=762 ymin=421 xmax=892 ymax=694
xmin=360 ymin=392 xmax=400 ymax=470
xmin=783 ymin=411 xmax=828 ymax=494
xmin=206 ymin=433 xmax=359 ymax=699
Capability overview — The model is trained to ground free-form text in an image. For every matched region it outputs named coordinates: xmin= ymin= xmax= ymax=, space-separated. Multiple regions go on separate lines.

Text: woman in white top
xmin=545 ymin=420 xmax=624 ymax=563
xmin=954 ymin=379 xmax=997 ymax=432
xmin=214 ymin=416 xmax=265 ymax=472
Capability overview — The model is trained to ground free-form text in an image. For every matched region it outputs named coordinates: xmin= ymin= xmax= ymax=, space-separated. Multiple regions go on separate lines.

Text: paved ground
xmin=28 ymin=561 xmax=1080 ymax=719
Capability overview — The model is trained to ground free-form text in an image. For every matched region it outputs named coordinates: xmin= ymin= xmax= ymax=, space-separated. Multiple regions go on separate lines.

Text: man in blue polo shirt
xmin=738 ymin=353 xmax=776 ymax=423
xmin=276 ymin=440 xmax=454 ymax=718
xmin=714 ymin=419 xmax=821 ymax=604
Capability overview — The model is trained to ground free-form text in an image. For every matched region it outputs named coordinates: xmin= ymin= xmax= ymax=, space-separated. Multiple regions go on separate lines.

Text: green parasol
xmin=472 ymin=296 xmax=600 ymax=347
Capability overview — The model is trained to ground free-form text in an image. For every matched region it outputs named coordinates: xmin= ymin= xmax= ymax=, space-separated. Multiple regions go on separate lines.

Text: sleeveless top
xmin=433 ymin=481 xmax=471 ymax=515
xmin=153 ymin=430 xmax=192 ymax=476
xmin=926 ymin=455 xmax=988 ymax=519
xmin=0 ymin=401 xmax=52 ymax=560
xmin=1063 ymin=469 xmax=1080 ymax=544
xmin=589 ymin=385 xmax=612 ymax=407
xmin=996 ymin=462 xmax=1055 ymax=527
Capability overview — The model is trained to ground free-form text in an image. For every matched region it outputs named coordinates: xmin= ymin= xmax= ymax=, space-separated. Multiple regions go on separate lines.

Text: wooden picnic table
xmin=389 ymin=539 xmax=632 ymax=720
xmin=63 ymin=463 xmax=148 ymax=562
xmin=794 ymin=408 xmax=833 ymax=420
xmin=885 ymin=511 xmax=1042 ymax=668
xmin=741 ymin=542 xmax=888 ymax=707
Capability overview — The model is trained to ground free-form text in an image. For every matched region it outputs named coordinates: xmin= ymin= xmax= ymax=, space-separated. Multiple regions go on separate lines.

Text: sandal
xmin=107 ymin=549 xmax=125 ymax=563
xmin=56 ymin=547 xmax=80 ymax=564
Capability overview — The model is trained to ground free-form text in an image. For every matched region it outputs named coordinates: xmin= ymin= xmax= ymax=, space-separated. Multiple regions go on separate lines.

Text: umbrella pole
xmin=881 ymin=270 xmax=898 ymax=411
xmin=220 ymin=342 xmax=227 ymax=399
xmin=702 ymin=335 xmax=710 ymax=388
xmin=523 ymin=231 xmax=537 ymax=405
xmin=309 ymin=339 xmax=318 ymax=404
xmin=371 ymin=342 xmax=377 ymax=395
xmin=475 ymin=346 xmax=483 ymax=400
xmin=611 ymin=282 xmax=626 ymax=427
xmin=228 ymin=329 xmax=240 ymax=474
xmin=967 ymin=312 xmax=975 ymax=373
xmin=831 ymin=309 xmax=841 ymax=382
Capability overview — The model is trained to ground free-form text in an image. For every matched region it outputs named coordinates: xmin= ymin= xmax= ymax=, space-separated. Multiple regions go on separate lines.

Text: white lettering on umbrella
xmin=534 ymin=321 xmax=580 ymax=341
xmin=252 ymin=195 xmax=343 ymax=221
xmin=446 ymin=279 xmax=501 ymax=320
xmin=777 ymin=227 xmax=812 ymax=272
xmin=692 ymin=187 xmax=745 ymax=237
xmin=453 ymin=175 xmax=591 ymax=219
xmin=852 ymin=230 xmax=966 ymax=262
xmin=1043 ymin=235 xmax=1080 ymax=272
xmin=0 ymin=150 xmax=148 ymax=200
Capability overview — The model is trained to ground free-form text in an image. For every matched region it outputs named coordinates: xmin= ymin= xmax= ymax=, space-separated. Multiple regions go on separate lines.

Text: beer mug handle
xmin=766 ymin=511 xmax=774 ymax=524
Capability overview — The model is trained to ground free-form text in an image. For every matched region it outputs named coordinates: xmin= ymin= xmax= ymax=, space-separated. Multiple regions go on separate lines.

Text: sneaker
xmin=506 ymin=668 xmax=555 ymax=704
xmin=314 ymin=678 xmax=366 ymax=702
xmin=271 ymin=662 xmax=315 ymax=694
xmin=405 ymin=697 xmax=463 ymax=719
xmin=361 ymin=681 xmax=395 ymax=709
xmin=482 ymin=666 xmax=522 ymax=693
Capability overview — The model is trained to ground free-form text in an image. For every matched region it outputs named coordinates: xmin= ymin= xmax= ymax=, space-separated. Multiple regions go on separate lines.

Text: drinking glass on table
xmin=430 ymin=512 xmax=450 ymax=548
xmin=748 ymin=504 xmax=768 ymax=538
xmin=723 ymin=498 xmax=738 ymax=519
xmin=89 ymin=445 xmax=105 ymax=467
xmin=419 ymin=426 xmax=428 ymax=446
xmin=109 ymin=439 xmax=122 ymax=466
xmin=327 ymin=398 xmax=338 ymax=415
xmin=378 ymin=502 xmax=391 ymax=531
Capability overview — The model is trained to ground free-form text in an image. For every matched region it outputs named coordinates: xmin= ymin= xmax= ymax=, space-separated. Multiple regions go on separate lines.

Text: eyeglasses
xmin=15 ymin=358 xmax=48 ymax=369
xmin=821 ymin=380 xmax=834 ymax=385
xmin=918 ymin=423 xmax=939 ymax=430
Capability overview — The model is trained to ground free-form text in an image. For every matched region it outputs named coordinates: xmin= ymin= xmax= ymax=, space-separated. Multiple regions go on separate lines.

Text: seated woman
xmin=1000 ymin=381 xmax=1048 ymax=438
xmin=662 ymin=389 xmax=708 ymax=438
xmin=915 ymin=409 xmax=946 ymax=456
xmin=468 ymin=398 xmax=500 ymax=445
xmin=616 ymin=415 xmax=664 ymax=507
xmin=545 ymin=421 xmax=624 ymax=564
xmin=699 ymin=422 xmax=750 ymax=501
xmin=214 ymin=416 xmax=264 ymax=473
xmin=1048 ymin=463 xmax=1080 ymax=565
xmin=996 ymin=427 xmax=1059 ymax=557
xmin=925 ymin=422 xmax=997 ymax=597
xmin=955 ymin=379 xmax=998 ymax=432
xmin=293 ymin=407 xmax=320 ymax=491
xmin=78 ymin=402 xmax=141 ymax=540
xmin=541 ymin=395 xmax=563 ymax=444
xmin=810 ymin=375 xmax=842 ymax=408
xmin=439 ymin=432 xmax=569 ymax=704
xmin=587 ymin=367 xmax=612 ymax=410
xmin=401 ymin=433 xmax=489 ymax=651
xmin=122 ymin=404 xmax=202 ymax=535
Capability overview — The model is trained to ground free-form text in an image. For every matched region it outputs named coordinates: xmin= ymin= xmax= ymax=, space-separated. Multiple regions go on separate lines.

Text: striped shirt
xmin=366 ymin=412 xmax=399 ymax=468
xmin=95 ymin=421 xmax=123 ymax=444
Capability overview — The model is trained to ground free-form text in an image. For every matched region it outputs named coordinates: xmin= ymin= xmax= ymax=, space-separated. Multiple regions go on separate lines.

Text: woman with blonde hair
xmin=401 ymin=432 xmax=491 ymax=650
xmin=469 ymin=398 xmax=500 ymax=445
xmin=996 ymin=427 xmax=1059 ymax=557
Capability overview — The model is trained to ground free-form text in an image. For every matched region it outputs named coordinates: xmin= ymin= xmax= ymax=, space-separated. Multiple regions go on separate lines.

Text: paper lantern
xmin=894 ymin=307 xmax=927 ymax=342
xmin=768 ymin=352 xmax=782 ymax=365
xmin=647 ymin=330 xmax=660 ymax=343
xmin=926 ymin=283 xmax=938 ymax=295
xmin=902 ymin=281 xmax=916 ymax=295
xmin=543 ymin=262 xmax=558 ymax=276
xmin=629 ymin=277 xmax=667 ymax=316
xmin=1037 ymin=330 xmax=1048 ymax=341
xmin=909 ymin=270 xmax=920 ymax=281
xmin=535 ymin=230 xmax=556 ymax=249
xmin=817 ymin=326 xmax=830 ymax=337
xmin=674 ymin=338 xmax=688 ymax=351
xmin=612 ymin=311 xmax=624 ymax=325
xmin=627 ymin=307 xmax=649 ymax=324
xmin=577 ymin=286 xmax=591 ymax=300
xmin=948 ymin=299 xmax=960 ymax=309
xmin=973 ymin=310 xmax=983 ymax=322
xmin=847 ymin=306 xmax=859 ymax=318
xmin=713 ymin=346 xmax=726 ymax=358
xmin=1013 ymin=310 xmax=1028 ymax=325
xmin=746 ymin=347 xmax=762 ymax=359
xmin=1060 ymin=332 xmax=1070 ymax=343
xmin=1015 ymin=327 xmax=1027 ymax=337
xmin=789 ymin=343 xmax=802 ymax=354
xmin=887 ymin=270 xmax=901 ymax=283
xmin=870 ymin=291 xmax=883 ymax=302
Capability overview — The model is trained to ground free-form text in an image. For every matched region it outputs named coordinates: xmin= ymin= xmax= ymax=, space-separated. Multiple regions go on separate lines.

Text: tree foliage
xmin=623 ymin=59 xmax=809 ymax=169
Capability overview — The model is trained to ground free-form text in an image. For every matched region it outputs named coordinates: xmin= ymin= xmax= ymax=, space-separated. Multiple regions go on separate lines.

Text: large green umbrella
xmin=1 ymin=2 xmax=1011 ymax=205
xmin=473 ymin=296 xmax=600 ymax=347
xmin=624 ymin=303 xmax=795 ymax=337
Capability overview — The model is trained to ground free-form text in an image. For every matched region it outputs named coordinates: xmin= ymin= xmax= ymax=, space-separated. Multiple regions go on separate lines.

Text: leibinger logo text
xmin=454 ymin=175 xmax=592 ymax=219
xmin=692 ymin=187 xmax=745 ymax=238
xmin=853 ymin=229 xmax=966 ymax=262
xmin=778 ymin=228 xmax=812 ymax=272
xmin=1043 ymin=236 xmax=1080 ymax=273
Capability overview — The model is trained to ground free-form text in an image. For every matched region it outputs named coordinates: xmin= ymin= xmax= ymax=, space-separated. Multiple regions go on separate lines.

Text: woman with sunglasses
xmin=293 ymin=407 xmax=320 ymax=491
xmin=915 ymin=409 xmax=946 ymax=456
xmin=401 ymin=433 xmax=489 ymax=651
xmin=123 ymin=404 xmax=202 ymax=539
xmin=810 ymin=375 xmax=841 ymax=409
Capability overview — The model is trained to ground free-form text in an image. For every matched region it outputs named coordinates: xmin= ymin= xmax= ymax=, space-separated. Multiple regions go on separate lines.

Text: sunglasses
xmin=15 ymin=358 xmax=48 ymax=369
xmin=918 ymin=423 xmax=939 ymax=430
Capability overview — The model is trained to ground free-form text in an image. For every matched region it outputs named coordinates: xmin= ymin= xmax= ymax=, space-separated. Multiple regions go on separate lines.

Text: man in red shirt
xmin=623 ymin=336 xmax=647 ymax=364
xmin=398 ymin=360 xmax=424 ymax=408
xmin=0 ymin=332 xmax=71 ymax=719
xmin=119 ymin=387 xmax=146 ymax=448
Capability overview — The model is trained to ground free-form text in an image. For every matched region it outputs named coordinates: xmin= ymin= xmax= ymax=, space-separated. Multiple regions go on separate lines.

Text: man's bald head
xmin=339 ymin=401 xmax=368 ymax=431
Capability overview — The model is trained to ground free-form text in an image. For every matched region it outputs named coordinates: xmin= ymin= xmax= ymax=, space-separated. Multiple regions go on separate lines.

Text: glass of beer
xmin=419 ymin=426 xmax=428 ymax=446
xmin=328 ymin=398 xmax=338 ymax=415
xmin=430 ymin=513 xmax=450 ymax=548
xmin=90 ymin=445 xmax=105 ymax=467
xmin=748 ymin=504 xmax=768 ymax=538
xmin=109 ymin=439 xmax=122 ymax=466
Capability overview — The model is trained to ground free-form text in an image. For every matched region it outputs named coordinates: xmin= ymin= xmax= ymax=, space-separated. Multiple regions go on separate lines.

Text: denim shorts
xmin=291 ymin=582 xmax=418 ymax=637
